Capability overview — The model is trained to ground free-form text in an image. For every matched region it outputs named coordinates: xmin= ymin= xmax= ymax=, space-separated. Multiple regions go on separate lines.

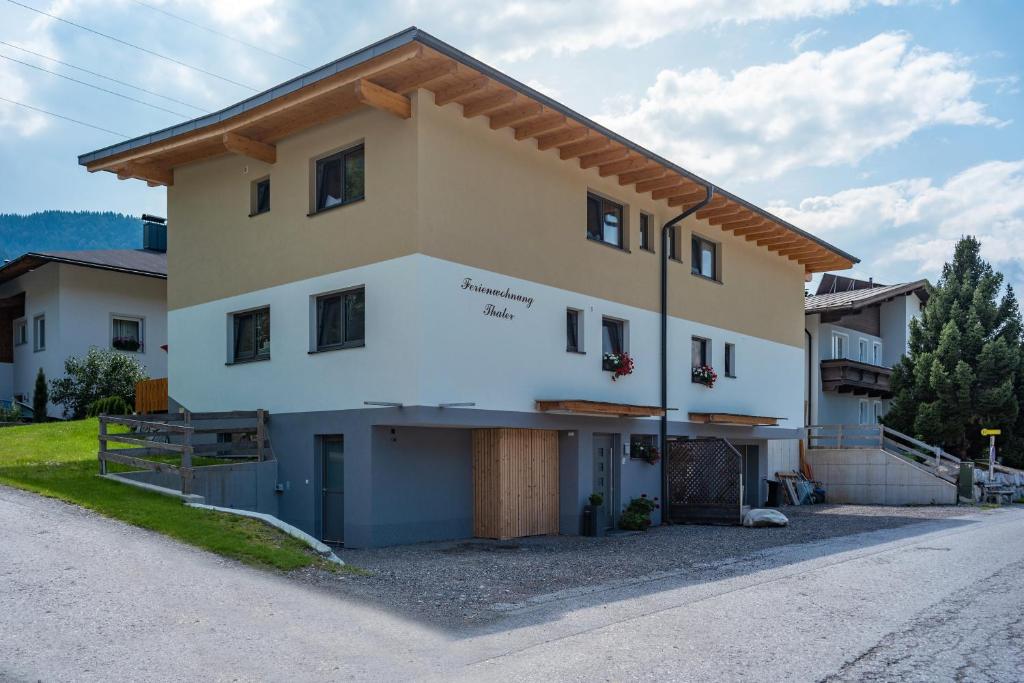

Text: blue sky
xmin=1 ymin=0 xmax=1022 ymax=290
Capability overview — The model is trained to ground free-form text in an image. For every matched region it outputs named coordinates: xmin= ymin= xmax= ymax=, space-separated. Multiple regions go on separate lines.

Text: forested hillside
xmin=0 ymin=211 xmax=142 ymax=260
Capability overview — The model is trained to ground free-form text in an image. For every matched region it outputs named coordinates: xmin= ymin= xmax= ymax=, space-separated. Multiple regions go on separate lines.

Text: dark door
xmin=740 ymin=445 xmax=760 ymax=507
xmin=321 ymin=436 xmax=345 ymax=544
xmin=592 ymin=434 xmax=615 ymax=529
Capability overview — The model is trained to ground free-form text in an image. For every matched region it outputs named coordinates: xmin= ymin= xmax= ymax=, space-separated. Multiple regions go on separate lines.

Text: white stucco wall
xmin=169 ymin=253 xmax=805 ymax=423
xmin=0 ymin=262 xmax=167 ymax=417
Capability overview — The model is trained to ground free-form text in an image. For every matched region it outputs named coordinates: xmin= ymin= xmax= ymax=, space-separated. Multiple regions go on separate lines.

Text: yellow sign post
xmin=981 ymin=428 xmax=1000 ymax=478
xmin=981 ymin=428 xmax=1001 ymax=437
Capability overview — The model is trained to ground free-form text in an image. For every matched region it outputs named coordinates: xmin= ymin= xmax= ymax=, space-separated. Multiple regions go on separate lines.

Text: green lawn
xmin=0 ymin=418 xmax=354 ymax=573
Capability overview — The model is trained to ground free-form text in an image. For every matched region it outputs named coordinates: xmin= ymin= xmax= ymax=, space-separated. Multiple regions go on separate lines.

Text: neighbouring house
xmin=78 ymin=28 xmax=857 ymax=547
xmin=804 ymin=273 xmax=929 ymax=427
xmin=0 ymin=218 xmax=168 ymax=418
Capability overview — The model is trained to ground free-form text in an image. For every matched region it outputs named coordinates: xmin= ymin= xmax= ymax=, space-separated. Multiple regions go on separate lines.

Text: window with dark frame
xmin=639 ymin=213 xmax=653 ymax=252
xmin=586 ymin=192 xmax=624 ymax=249
xmin=316 ymin=288 xmax=365 ymax=351
xmin=630 ymin=434 xmax=658 ymax=460
xmin=667 ymin=225 xmax=680 ymax=261
xmin=315 ymin=145 xmax=365 ymax=212
xmin=725 ymin=342 xmax=736 ymax=377
xmin=232 ymin=307 xmax=270 ymax=363
xmin=691 ymin=336 xmax=709 ymax=373
xmin=602 ymin=317 xmax=624 ymax=370
xmin=252 ymin=177 xmax=270 ymax=215
xmin=566 ymin=308 xmax=582 ymax=353
xmin=691 ymin=235 xmax=718 ymax=280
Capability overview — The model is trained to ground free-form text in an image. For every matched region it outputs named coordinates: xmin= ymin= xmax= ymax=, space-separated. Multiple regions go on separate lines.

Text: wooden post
xmin=98 ymin=415 xmax=108 ymax=475
xmin=256 ymin=409 xmax=266 ymax=462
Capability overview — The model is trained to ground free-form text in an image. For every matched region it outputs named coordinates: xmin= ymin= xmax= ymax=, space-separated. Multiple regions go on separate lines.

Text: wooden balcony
xmin=820 ymin=358 xmax=893 ymax=398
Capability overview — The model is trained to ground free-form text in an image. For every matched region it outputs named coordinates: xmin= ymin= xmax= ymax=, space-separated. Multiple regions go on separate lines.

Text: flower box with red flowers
xmin=692 ymin=364 xmax=717 ymax=388
xmin=602 ymin=352 xmax=634 ymax=381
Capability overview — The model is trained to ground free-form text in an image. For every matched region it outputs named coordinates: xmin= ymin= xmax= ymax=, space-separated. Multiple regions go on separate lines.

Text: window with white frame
xmin=112 ymin=316 xmax=143 ymax=352
xmin=873 ymin=401 xmax=883 ymax=424
xmin=859 ymin=399 xmax=869 ymax=425
xmin=33 ymin=315 xmax=45 ymax=352
xmin=858 ymin=338 xmax=869 ymax=362
xmin=14 ymin=319 xmax=26 ymax=347
xmin=872 ymin=342 xmax=882 ymax=366
xmin=831 ymin=333 xmax=847 ymax=360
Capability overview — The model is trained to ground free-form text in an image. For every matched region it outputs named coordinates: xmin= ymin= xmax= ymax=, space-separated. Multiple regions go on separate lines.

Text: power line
xmin=0 ymin=96 xmax=128 ymax=137
xmin=1 ymin=52 xmax=191 ymax=118
xmin=0 ymin=40 xmax=209 ymax=113
xmin=5 ymin=0 xmax=259 ymax=91
xmin=128 ymin=0 xmax=308 ymax=69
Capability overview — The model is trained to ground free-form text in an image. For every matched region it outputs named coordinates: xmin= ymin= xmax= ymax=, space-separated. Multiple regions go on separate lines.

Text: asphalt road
xmin=2 ymin=485 xmax=1022 ymax=682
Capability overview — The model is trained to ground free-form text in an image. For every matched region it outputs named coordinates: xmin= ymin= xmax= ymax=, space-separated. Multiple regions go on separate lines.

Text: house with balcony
xmin=804 ymin=273 xmax=929 ymax=426
xmin=0 ymin=218 xmax=168 ymax=418
xmin=78 ymin=28 xmax=857 ymax=547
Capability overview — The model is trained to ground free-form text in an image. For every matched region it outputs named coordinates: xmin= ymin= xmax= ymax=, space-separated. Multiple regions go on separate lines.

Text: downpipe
xmin=661 ymin=184 xmax=715 ymax=522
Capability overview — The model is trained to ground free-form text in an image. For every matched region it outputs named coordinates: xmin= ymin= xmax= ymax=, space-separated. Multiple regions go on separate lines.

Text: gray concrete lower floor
xmin=3 ymin=486 xmax=1022 ymax=682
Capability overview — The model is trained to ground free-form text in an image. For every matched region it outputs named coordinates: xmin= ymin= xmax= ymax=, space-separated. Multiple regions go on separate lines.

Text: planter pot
xmin=582 ymin=504 xmax=606 ymax=537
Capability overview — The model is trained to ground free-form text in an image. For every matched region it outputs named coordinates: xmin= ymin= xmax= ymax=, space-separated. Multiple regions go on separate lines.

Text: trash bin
xmin=766 ymin=479 xmax=782 ymax=507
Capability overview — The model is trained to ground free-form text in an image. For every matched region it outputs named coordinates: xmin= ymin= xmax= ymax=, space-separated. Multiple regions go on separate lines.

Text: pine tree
xmin=886 ymin=237 xmax=1023 ymax=467
xmin=32 ymin=367 xmax=48 ymax=422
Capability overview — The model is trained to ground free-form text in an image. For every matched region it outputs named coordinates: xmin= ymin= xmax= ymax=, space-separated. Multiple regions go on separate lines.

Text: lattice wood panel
xmin=666 ymin=438 xmax=742 ymax=525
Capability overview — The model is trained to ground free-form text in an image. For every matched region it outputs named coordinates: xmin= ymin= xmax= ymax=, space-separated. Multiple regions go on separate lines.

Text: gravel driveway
xmin=303 ymin=504 xmax=970 ymax=627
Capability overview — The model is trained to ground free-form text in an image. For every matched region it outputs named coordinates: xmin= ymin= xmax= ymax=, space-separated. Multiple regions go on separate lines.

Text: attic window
xmin=314 ymin=145 xmax=365 ymax=213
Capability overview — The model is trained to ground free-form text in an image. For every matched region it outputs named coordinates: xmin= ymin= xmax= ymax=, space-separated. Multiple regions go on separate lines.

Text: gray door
xmin=592 ymin=434 xmax=615 ymax=529
xmin=740 ymin=445 xmax=760 ymax=507
xmin=321 ymin=436 xmax=345 ymax=544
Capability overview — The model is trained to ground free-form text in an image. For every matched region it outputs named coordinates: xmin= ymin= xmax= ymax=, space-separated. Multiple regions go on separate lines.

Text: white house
xmin=804 ymin=273 xmax=928 ymax=427
xmin=0 ymin=218 xmax=168 ymax=418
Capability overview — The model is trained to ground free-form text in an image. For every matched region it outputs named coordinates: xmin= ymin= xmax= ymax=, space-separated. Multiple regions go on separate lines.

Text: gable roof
xmin=804 ymin=279 xmax=929 ymax=315
xmin=78 ymin=27 xmax=857 ymax=274
xmin=0 ymin=249 xmax=167 ymax=286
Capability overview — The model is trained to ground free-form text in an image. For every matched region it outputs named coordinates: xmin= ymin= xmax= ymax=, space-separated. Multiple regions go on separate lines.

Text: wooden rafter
xmin=489 ymin=102 xmax=543 ymax=129
xmin=433 ymin=75 xmax=488 ymax=106
xmin=514 ymin=114 xmax=566 ymax=140
xmin=739 ymin=226 xmax=781 ymax=241
xmin=536 ymin=127 xmax=587 ymax=151
xmin=598 ymin=156 xmax=648 ymax=177
xmin=578 ymin=147 xmax=628 ymax=169
xmin=462 ymin=90 xmax=516 ymax=118
xmin=636 ymin=175 xmax=684 ymax=193
xmin=559 ymin=137 xmax=609 ymax=160
xmin=619 ymin=167 xmax=666 ymax=186
xmin=719 ymin=217 xmax=765 ymax=232
xmin=354 ymin=79 xmax=411 ymax=119
xmin=668 ymin=189 xmax=713 ymax=207
xmin=118 ymin=163 xmax=172 ymax=186
xmin=757 ymin=234 xmax=801 ymax=248
xmin=388 ymin=61 xmax=458 ymax=93
xmin=651 ymin=183 xmax=692 ymax=200
xmin=778 ymin=244 xmax=825 ymax=257
xmin=222 ymin=132 xmax=276 ymax=164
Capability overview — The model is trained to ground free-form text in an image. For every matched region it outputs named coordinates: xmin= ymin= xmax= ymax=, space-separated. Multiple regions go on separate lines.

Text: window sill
xmin=691 ymin=272 xmax=723 ymax=285
xmin=566 ymin=349 xmax=586 ymax=355
xmin=225 ymin=357 xmax=270 ymax=366
xmin=640 ymin=247 xmax=656 ymax=254
xmin=586 ymin=236 xmax=629 ymax=253
xmin=248 ymin=210 xmax=270 ymax=218
xmin=111 ymin=348 xmax=144 ymax=354
xmin=308 ymin=341 xmax=365 ymax=354
xmin=307 ymin=196 xmax=365 ymax=217
xmin=725 ymin=374 xmax=737 ymax=379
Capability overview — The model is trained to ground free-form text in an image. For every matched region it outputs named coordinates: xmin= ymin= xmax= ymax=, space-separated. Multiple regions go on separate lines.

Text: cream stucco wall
xmin=167 ymin=90 xmax=807 ymax=349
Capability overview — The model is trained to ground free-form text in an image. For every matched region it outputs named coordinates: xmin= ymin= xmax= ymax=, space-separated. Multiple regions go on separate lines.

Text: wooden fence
xmin=135 ymin=378 xmax=168 ymax=414
xmin=98 ymin=409 xmax=270 ymax=495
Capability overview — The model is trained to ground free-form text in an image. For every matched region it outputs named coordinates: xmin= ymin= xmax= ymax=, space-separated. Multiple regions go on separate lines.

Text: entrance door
xmin=739 ymin=445 xmax=760 ymax=507
xmin=321 ymin=436 xmax=345 ymax=544
xmin=592 ymin=434 xmax=615 ymax=530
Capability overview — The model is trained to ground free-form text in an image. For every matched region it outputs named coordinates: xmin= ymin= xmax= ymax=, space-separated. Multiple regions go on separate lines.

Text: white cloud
xmin=790 ymin=28 xmax=828 ymax=52
xmin=403 ymin=0 xmax=937 ymax=62
xmin=771 ymin=160 xmax=1024 ymax=286
xmin=594 ymin=32 xmax=1000 ymax=183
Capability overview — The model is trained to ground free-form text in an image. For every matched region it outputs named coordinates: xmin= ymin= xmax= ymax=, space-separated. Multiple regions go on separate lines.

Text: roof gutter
xmin=661 ymin=183 xmax=715 ymax=519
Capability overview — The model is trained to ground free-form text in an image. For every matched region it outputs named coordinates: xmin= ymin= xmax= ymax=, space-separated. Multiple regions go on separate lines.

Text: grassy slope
xmin=0 ymin=419 xmax=346 ymax=572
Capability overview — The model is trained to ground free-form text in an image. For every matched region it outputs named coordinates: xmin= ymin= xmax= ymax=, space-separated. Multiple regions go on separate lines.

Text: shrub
xmin=49 ymin=347 xmax=148 ymax=419
xmin=0 ymin=402 xmax=23 ymax=423
xmin=619 ymin=494 xmax=660 ymax=531
xmin=588 ymin=492 xmax=604 ymax=507
xmin=32 ymin=367 xmax=48 ymax=422
xmin=85 ymin=395 xmax=132 ymax=417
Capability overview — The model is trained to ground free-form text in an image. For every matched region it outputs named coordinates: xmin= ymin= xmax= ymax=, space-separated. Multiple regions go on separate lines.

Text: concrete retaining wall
xmin=807 ymin=448 xmax=957 ymax=505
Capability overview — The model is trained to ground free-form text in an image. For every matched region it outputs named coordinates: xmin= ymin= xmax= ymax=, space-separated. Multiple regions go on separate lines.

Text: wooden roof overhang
xmin=688 ymin=413 xmax=783 ymax=426
xmin=536 ymin=400 xmax=666 ymax=418
xmin=79 ymin=28 xmax=857 ymax=274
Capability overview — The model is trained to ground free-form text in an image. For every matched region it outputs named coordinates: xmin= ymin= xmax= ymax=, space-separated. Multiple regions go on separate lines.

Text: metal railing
xmin=807 ymin=423 xmax=961 ymax=473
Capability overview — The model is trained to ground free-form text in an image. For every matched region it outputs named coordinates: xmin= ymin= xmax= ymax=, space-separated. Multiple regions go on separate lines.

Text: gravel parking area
xmin=300 ymin=505 xmax=975 ymax=627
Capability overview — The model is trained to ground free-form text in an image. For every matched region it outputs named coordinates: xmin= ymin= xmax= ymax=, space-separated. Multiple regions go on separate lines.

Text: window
xmin=724 ymin=342 xmax=736 ymax=378
xmin=639 ymin=213 xmax=654 ymax=252
xmin=315 ymin=288 xmax=365 ymax=351
xmin=691 ymin=235 xmax=718 ymax=280
xmin=33 ymin=315 xmax=45 ymax=352
xmin=630 ymin=434 xmax=658 ymax=460
xmin=232 ymin=307 xmax=270 ymax=363
xmin=858 ymin=339 xmax=869 ymax=362
xmin=667 ymin=225 xmax=680 ymax=261
xmin=586 ymin=192 xmax=624 ymax=249
xmin=872 ymin=342 xmax=882 ymax=366
xmin=691 ymin=336 xmax=710 ymax=371
xmin=566 ymin=308 xmax=583 ymax=353
xmin=14 ymin=320 xmax=26 ymax=347
xmin=831 ymin=333 xmax=847 ymax=360
xmin=314 ymin=144 xmax=364 ymax=212
xmin=251 ymin=177 xmax=270 ymax=216
xmin=859 ymin=399 xmax=869 ymax=425
xmin=601 ymin=317 xmax=625 ymax=370
xmin=111 ymin=316 xmax=143 ymax=352
xmin=873 ymin=401 xmax=883 ymax=424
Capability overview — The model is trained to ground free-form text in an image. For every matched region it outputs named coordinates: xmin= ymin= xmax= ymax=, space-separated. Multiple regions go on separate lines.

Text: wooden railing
xmin=135 ymin=378 xmax=168 ymax=414
xmin=98 ymin=409 xmax=270 ymax=495
xmin=807 ymin=423 xmax=961 ymax=473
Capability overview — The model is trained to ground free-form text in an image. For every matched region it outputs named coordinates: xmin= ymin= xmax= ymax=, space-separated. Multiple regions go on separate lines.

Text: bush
xmin=85 ymin=396 xmax=132 ymax=418
xmin=49 ymin=347 xmax=148 ymax=419
xmin=32 ymin=367 xmax=48 ymax=422
xmin=588 ymin=492 xmax=604 ymax=507
xmin=0 ymin=402 xmax=23 ymax=423
xmin=619 ymin=494 xmax=660 ymax=531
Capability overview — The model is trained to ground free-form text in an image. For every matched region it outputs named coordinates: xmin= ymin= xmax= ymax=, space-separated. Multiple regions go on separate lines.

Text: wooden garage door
xmin=472 ymin=428 xmax=559 ymax=540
